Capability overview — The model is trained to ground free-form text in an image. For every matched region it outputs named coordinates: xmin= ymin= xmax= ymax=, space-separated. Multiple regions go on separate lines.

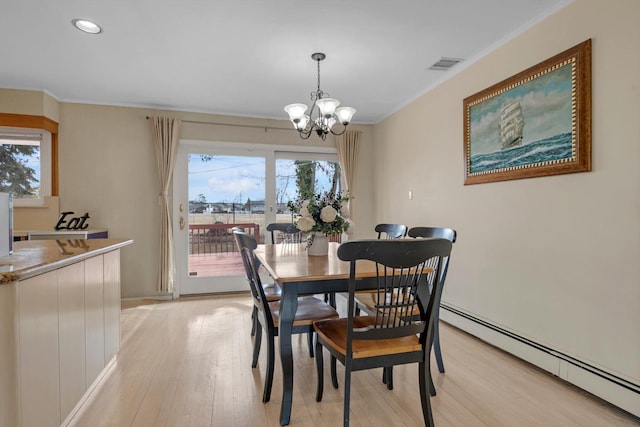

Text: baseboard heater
xmin=439 ymin=304 xmax=640 ymax=418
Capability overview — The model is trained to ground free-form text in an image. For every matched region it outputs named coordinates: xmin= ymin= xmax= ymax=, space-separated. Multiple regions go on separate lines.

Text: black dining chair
xmin=266 ymin=222 xmax=302 ymax=244
xmin=355 ymin=227 xmax=456 ymax=385
xmin=232 ymin=226 xmax=282 ymax=337
xmin=407 ymin=227 xmax=457 ymax=375
xmin=233 ymin=230 xmax=339 ymax=403
xmin=313 ymin=238 xmax=452 ymax=427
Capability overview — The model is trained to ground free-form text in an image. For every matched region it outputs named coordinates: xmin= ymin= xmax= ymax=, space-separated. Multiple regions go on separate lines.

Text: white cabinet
xmin=12 ymin=249 xmax=122 ymax=427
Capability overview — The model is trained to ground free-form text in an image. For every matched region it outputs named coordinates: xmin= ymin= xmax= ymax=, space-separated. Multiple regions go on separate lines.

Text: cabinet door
xmin=18 ymin=271 xmax=61 ymax=427
xmin=104 ymin=249 xmax=121 ymax=363
xmin=85 ymin=255 xmax=104 ymax=387
xmin=58 ymin=262 xmax=86 ymax=419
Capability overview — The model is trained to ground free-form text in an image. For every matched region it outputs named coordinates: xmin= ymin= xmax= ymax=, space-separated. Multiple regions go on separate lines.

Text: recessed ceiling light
xmin=72 ymin=19 xmax=102 ymax=34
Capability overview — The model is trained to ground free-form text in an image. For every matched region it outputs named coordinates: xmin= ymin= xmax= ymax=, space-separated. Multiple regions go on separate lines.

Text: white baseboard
xmin=439 ymin=304 xmax=640 ymax=418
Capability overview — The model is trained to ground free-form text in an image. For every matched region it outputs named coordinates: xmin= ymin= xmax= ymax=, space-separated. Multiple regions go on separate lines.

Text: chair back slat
xmin=338 ymin=239 xmax=452 ymax=346
xmin=374 ymin=223 xmax=408 ymax=239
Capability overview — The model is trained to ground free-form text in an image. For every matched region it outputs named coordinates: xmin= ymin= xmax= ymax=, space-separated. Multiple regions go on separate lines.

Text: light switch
xmin=408 ymin=191 xmax=413 ymax=200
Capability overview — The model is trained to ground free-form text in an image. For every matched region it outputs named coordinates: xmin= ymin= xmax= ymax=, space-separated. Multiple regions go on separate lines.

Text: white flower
xmin=320 ymin=205 xmax=337 ymax=223
xmin=299 ymin=207 xmax=310 ymax=217
xmin=296 ymin=216 xmax=316 ymax=232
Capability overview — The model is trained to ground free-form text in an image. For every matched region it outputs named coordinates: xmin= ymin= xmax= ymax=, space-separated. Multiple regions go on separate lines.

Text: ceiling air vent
xmin=429 ymin=57 xmax=463 ymax=71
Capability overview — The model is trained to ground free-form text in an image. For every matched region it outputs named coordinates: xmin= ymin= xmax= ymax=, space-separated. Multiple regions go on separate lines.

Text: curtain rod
xmin=145 ymin=116 xmax=294 ymax=132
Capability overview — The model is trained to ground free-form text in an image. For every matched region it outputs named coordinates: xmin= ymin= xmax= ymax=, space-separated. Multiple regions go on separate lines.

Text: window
xmin=0 ymin=127 xmax=52 ymax=206
xmin=275 ymin=151 xmax=342 ymax=212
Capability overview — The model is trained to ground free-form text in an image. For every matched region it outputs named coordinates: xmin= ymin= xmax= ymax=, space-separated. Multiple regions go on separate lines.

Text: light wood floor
xmin=67 ymin=294 xmax=639 ymax=427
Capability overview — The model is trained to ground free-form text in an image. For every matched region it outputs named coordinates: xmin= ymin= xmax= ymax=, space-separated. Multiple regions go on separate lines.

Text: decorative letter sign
xmin=55 ymin=211 xmax=90 ymax=230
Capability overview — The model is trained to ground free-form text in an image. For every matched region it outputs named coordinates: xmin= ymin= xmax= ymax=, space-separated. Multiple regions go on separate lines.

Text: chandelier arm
xmin=299 ymin=130 xmax=313 ymax=140
xmin=329 ymin=122 xmax=348 ymax=136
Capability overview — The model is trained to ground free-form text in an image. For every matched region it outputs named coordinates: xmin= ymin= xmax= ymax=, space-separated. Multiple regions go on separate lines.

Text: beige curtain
xmin=150 ymin=116 xmax=181 ymax=294
xmin=336 ymin=130 xmax=361 ymax=238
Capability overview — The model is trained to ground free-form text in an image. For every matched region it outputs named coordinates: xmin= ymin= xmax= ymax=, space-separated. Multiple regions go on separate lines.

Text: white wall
xmin=373 ymin=0 xmax=639 ymax=396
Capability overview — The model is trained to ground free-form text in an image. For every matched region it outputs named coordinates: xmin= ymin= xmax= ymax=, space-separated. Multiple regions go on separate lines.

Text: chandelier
xmin=284 ymin=53 xmax=356 ymax=140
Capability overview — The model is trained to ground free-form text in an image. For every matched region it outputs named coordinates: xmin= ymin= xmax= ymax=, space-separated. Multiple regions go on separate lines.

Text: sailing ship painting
xmin=499 ymin=101 xmax=525 ymax=150
xmin=463 ymin=39 xmax=591 ymax=184
xmin=466 ymin=61 xmax=575 ymax=176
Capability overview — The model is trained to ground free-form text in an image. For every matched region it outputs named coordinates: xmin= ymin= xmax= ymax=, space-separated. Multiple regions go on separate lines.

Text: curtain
xmin=150 ymin=116 xmax=181 ymax=294
xmin=336 ymin=130 xmax=361 ymax=238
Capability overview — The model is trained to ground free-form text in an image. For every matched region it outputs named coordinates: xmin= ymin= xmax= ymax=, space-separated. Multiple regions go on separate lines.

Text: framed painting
xmin=463 ymin=39 xmax=591 ymax=185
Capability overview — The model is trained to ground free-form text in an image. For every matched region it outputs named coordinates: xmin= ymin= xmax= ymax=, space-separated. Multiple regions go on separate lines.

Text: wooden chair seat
xmin=263 ymin=282 xmax=282 ymax=301
xmin=269 ymin=297 xmax=339 ymax=327
xmin=354 ymin=290 xmax=421 ymax=318
xmin=314 ymin=316 xmax=422 ymax=359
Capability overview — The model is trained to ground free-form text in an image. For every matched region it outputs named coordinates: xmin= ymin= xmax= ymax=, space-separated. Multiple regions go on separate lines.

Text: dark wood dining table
xmin=253 ymin=241 xmax=379 ymax=426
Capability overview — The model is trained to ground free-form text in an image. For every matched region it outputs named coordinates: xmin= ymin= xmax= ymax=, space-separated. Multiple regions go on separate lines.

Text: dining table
xmin=253 ymin=241 xmax=380 ymax=426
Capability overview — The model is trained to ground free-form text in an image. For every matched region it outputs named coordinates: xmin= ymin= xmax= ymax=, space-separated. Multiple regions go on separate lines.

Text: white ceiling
xmin=1 ymin=0 xmax=570 ymax=124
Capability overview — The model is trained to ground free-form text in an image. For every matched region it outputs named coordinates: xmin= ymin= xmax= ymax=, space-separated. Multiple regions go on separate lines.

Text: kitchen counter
xmin=0 ymin=238 xmax=131 ymax=283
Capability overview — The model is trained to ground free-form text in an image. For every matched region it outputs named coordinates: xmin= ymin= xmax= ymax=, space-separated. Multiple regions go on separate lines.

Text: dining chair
xmin=233 ymin=230 xmax=339 ymax=403
xmin=374 ymin=223 xmax=408 ymax=239
xmin=313 ymin=238 xmax=452 ymax=427
xmin=407 ymin=227 xmax=457 ymax=375
xmin=266 ymin=222 xmax=302 ymax=244
xmin=232 ymin=226 xmax=283 ymax=337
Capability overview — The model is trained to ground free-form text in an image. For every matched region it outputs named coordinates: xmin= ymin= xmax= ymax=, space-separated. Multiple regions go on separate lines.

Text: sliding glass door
xmin=173 ymin=141 xmax=339 ymax=296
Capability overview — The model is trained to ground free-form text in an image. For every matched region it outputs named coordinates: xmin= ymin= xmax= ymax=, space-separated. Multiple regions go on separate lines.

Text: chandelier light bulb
xmin=284 ymin=103 xmax=308 ymax=123
xmin=297 ymin=115 xmax=310 ymax=130
xmin=335 ymin=107 xmax=356 ymax=125
xmin=315 ymin=98 xmax=340 ymax=118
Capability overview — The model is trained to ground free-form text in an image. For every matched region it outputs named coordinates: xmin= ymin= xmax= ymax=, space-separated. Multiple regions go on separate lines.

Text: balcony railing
xmin=189 ymin=223 xmax=260 ymax=254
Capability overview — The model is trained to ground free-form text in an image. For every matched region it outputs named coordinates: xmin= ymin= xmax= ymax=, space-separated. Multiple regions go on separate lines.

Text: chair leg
xmin=250 ymin=306 xmax=257 ymax=336
xmin=434 ymin=316 xmax=445 ymax=373
xmin=429 ymin=370 xmax=436 ymax=397
xmin=343 ymin=363 xmax=352 ymax=427
xmin=419 ymin=361 xmax=436 ymax=427
xmin=315 ymin=339 xmax=324 ymax=402
xmin=323 ymin=292 xmax=337 ymax=308
xmin=307 ymin=331 xmax=315 ymax=358
xmin=251 ymin=324 xmax=262 ymax=368
xmin=331 ymin=356 xmax=338 ymax=389
xmin=263 ymin=331 xmax=275 ymax=403
xmin=384 ymin=366 xmax=393 ymax=390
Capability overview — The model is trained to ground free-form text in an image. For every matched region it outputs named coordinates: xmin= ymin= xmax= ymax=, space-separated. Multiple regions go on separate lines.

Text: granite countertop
xmin=0 ymin=238 xmax=133 ymax=284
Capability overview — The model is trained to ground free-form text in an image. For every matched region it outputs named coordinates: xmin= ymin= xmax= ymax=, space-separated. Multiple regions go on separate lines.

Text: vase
xmin=307 ymin=233 xmax=329 ymax=256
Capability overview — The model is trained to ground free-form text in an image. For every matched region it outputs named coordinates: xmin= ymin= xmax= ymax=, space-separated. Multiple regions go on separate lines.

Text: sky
xmin=188 ymin=155 xmax=337 ymax=204
xmin=468 ymin=62 xmax=573 ymax=155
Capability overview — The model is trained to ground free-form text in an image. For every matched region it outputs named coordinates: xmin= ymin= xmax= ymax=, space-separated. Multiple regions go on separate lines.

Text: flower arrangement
xmin=288 ymin=191 xmax=350 ymax=237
